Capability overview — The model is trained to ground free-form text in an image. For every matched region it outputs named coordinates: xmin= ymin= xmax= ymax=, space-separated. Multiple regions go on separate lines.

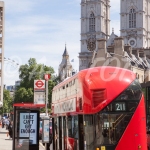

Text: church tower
xmin=120 ymin=0 xmax=150 ymax=48
xmin=79 ymin=0 xmax=110 ymax=71
xmin=58 ymin=45 xmax=73 ymax=82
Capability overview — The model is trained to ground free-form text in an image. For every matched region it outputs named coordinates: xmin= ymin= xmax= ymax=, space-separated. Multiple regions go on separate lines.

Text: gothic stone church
xmin=78 ymin=0 xmax=150 ymax=84
xmin=59 ymin=0 xmax=150 ymax=84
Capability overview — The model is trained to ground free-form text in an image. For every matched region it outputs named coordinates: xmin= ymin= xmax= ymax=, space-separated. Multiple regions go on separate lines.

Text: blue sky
xmin=4 ymin=0 xmax=120 ymax=86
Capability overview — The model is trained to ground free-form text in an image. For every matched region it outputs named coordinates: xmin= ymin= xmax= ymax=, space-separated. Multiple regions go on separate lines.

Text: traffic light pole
xmin=46 ymin=80 xmax=48 ymax=116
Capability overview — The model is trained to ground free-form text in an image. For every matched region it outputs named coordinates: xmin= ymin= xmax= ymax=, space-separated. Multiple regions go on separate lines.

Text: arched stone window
xmin=129 ymin=8 xmax=136 ymax=28
xmin=103 ymin=11 xmax=106 ymax=33
xmin=89 ymin=12 xmax=95 ymax=32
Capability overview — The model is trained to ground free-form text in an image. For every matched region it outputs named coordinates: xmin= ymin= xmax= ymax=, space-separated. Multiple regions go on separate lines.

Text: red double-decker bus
xmin=51 ymin=66 xmax=147 ymax=150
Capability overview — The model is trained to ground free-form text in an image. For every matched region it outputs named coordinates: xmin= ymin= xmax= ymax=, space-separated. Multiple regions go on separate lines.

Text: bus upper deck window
xmin=116 ymin=80 xmax=142 ymax=101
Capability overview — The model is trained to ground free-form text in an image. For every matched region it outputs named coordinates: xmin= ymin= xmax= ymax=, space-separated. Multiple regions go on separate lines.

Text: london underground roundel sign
xmin=34 ymin=80 xmax=45 ymax=91
xmin=35 ymin=80 xmax=44 ymax=88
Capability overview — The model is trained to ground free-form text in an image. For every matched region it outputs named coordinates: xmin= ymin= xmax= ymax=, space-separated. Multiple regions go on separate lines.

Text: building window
xmin=89 ymin=12 xmax=95 ymax=32
xmin=129 ymin=8 xmax=136 ymax=28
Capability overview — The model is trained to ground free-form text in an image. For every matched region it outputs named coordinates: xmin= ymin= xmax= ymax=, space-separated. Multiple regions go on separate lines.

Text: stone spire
xmin=63 ymin=44 xmax=69 ymax=57
xmin=58 ymin=44 xmax=73 ymax=82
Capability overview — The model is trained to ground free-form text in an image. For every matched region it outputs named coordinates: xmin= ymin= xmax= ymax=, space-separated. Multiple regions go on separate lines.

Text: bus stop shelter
xmin=12 ymin=103 xmax=45 ymax=150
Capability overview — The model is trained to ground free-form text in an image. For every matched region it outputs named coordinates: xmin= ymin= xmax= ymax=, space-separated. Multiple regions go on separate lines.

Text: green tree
xmin=14 ymin=58 xmax=58 ymax=108
xmin=14 ymin=88 xmax=33 ymax=103
xmin=0 ymin=89 xmax=13 ymax=115
xmin=19 ymin=58 xmax=55 ymax=89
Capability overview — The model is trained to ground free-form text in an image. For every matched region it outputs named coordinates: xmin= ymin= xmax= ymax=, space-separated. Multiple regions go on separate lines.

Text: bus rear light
xmin=92 ymin=89 xmax=107 ymax=107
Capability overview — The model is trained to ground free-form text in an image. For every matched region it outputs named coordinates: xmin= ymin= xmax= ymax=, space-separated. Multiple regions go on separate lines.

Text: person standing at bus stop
xmin=54 ymin=121 xmax=58 ymax=150
xmin=46 ymin=132 xmax=53 ymax=150
xmin=2 ymin=118 xmax=5 ymax=128
xmin=8 ymin=121 xmax=13 ymax=139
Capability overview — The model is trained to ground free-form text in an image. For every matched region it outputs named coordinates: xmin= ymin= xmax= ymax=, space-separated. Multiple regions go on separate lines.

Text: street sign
xmin=44 ymin=74 xmax=51 ymax=81
xmin=34 ymin=91 xmax=45 ymax=104
xmin=35 ymin=80 xmax=44 ymax=88
xmin=34 ymin=80 xmax=45 ymax=91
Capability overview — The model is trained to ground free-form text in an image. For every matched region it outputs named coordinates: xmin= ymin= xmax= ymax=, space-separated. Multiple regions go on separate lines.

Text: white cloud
xmin=6 ymin=13 xmax=80 ymax=40
xmin=110 ymin=19 xmax=120 ymax=36
xmin=110 ymin=0 xmax=120 ymax=14
xmin=3 ymin=0 xmax=121 ymax=86
xmin=4 ymin=0 xmax=35 ymax=13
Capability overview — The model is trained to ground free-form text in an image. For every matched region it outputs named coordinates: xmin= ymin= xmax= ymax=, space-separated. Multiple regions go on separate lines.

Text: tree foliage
xmin=14 ymin=58 xmax=58 ymax=106
xmin=0 ymin=89 xmax=13 ymax=115
xmin=14 ymin=88 xmax=33 ymax=103
xmin=19 ymin=58 xmax=55 ymax=89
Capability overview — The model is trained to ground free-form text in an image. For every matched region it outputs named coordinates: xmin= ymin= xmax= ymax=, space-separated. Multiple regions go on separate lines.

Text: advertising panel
xmin=19 ymin=112 xmax=37 ymax=145
xmin=42 ymin=119 xmax=49 ymax=143
xmin=54 ymin=98 xmax=76 ymax=114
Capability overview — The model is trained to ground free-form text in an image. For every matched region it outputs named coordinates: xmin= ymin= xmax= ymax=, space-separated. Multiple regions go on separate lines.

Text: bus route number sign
xmin=115 ymin=102 xmax=126 ymax=111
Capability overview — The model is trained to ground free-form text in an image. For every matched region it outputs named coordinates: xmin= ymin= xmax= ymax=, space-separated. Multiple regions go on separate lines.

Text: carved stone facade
xmin=78 ymin=0 xmax=150 ymax=84
xmin=79 ymin=0 xmax=110 ymax=71
xmin=90 ymin=38 xmax=150 ymax=83
xmin=120 ymin=0 xmax=150 ymax=48
xmin=58 ymin=45 xmax=73 ymax=82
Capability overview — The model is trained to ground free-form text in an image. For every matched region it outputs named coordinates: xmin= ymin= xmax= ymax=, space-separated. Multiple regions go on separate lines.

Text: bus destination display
xmin=114 ymin=102 xmax=126 ymax=111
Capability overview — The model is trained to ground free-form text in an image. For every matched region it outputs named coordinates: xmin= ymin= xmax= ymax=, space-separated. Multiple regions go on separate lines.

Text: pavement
xmin=0 ymin=127 xmax=12 ymax=150
xmin=0 ymin=126 xmax=47 ymax=150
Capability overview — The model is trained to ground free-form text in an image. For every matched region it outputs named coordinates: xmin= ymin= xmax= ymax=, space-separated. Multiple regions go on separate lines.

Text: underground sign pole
xmin=44 ymin=74 xmax=51 ymax=150
xmin=46 ymin=79 xmax=48 ymax=117
xmin=44 ymin=74 xmax=50 ymax=116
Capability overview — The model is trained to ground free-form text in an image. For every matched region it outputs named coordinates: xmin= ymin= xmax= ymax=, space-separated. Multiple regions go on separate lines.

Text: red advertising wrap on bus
xmin=51 ymin=67 xmax=147 ymax=150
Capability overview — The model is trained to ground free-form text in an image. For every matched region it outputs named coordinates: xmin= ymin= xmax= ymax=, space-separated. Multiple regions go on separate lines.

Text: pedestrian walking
xmin=8 ymin=121 xmax=13 ymax=139
xmin=46 ymin=133 xmax=53 ymax=150
xmin=0 ymin=120 xmax=1 ymax=128
xmin=2 ymin=118 xmax=5 ymax=128
xmin=6 ymin=119 xmax=10 ymax=130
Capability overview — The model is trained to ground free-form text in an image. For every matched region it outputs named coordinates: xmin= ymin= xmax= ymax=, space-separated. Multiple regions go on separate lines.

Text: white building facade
xmin=79 ymin=0 xmax=110 ymax=71
xmin=120 ymin=0 xmax=150 ymax=48
xmin=77 ymin=0 xmax=150 ymax=85
xmin=0 ymin=2 xmax=4 ymax=107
